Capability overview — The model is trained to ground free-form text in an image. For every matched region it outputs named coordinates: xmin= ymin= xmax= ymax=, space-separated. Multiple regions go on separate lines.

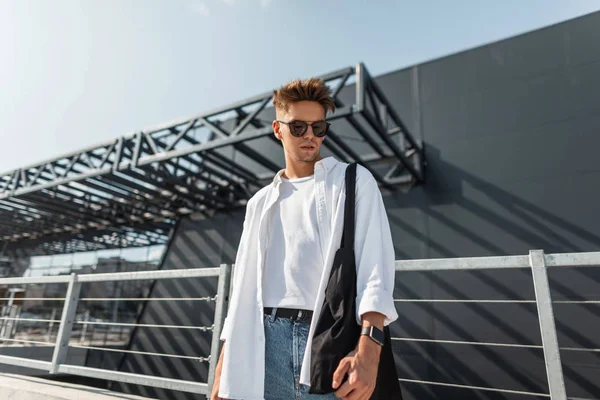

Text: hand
xmin=332 ymin=347 xmax=379 ymax=400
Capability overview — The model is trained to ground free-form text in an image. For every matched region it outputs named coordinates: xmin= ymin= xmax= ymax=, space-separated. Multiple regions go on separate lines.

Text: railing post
xmin=50 ymin=273 xmax=82 ymax=374
xmin=529 ymin=250 xmax=567 ymax=400
xmin=207 ymin=264 xmax=232 ymax=391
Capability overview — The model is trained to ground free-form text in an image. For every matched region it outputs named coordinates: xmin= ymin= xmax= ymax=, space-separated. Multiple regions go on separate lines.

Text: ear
xmin=272 ymin=120 xmax=282 ymax=141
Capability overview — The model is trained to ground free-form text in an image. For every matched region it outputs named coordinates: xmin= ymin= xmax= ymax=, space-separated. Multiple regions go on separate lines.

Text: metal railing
xmin=0 ymin=264 xmax=232 ymax=396
xmin=0 ymin=250 xmax=597 ymax=399
xmin=394 ymin=249 xmax=600 ymax=400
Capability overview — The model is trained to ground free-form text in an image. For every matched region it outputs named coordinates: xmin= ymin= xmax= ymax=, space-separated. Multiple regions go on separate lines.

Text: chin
xmin=297 ymin=153 xmax=320 ymax=163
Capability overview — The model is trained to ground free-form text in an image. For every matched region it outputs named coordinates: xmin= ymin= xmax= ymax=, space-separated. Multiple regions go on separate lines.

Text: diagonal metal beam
xmin=230 ymin=97 xmax=271 ymax=137
xmin=26 ymin=166 xmax=45 ymax=188
xmin=199 ymin=117 xmax=228 ymax=139
xmin=331 ymin=72 xmax=351 ymax=108
xmin=144 ymin=132 xmax=160 ymax=155
xmin=165 ymin=119 xmax=197 ymax=152
xmin=361 ymin=110 xmax=423 ymax=183
xmin=363 ymin=65 xmax=422 ymax=155
xmin=98 ymin=141 xmax=117 ymax=169
xmin=346 ymin=115 xmax=387 ymax=157
xmin=327 ymin=129 xmax=393 ymax=190
xmin=60 ymin=154 xmax=82 ymax=179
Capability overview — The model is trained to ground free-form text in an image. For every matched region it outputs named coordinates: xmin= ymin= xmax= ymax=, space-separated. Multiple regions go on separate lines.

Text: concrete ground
xmin=0 ymin=373 xmax=155 ymax=400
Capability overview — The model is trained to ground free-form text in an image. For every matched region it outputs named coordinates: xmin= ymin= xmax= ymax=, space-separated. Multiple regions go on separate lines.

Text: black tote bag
xmin=309 ymin=163 xmax=402 ymax=399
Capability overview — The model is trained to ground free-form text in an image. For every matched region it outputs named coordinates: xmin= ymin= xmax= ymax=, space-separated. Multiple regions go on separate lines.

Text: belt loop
xmin=270 ymin=307 xmax=277 ymax=319
xmin=297 ymin=310 xmax=303 ymax=321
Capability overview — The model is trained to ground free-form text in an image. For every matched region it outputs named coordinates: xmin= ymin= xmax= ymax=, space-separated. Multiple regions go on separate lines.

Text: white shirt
xmin=263 ymin=175 xmax=323 ymax=309
xmin=219 ymin=157 xmax=398 ymax=400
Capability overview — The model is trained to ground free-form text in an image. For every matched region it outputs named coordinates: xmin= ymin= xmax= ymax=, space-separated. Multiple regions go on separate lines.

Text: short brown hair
xmin=272 ymin=78 xmax=336 ymax=116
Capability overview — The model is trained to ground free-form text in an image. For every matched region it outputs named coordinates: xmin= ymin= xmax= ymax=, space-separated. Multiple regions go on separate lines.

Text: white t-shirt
xmin=262 ymin=174 xmax=323 ymax=310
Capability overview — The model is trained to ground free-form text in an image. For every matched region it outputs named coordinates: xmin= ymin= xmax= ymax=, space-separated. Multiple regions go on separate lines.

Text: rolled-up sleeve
xmin=353 ymin=166 xmax=398 ymax=326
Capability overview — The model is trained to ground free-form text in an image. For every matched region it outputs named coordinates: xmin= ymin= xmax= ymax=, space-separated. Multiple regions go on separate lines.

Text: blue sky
xmin=0 ymin=0 xmax=599 ymax=174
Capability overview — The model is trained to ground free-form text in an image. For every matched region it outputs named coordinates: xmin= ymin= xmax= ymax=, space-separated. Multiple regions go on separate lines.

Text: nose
xmin=304 ymin=124 xmax=317 ymax=138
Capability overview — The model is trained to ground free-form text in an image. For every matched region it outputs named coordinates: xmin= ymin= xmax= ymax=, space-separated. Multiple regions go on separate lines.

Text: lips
xmin=300 ymin=145 xmax=315 ymax=150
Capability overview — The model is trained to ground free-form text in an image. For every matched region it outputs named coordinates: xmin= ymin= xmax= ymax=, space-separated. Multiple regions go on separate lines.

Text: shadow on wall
xmin=389 ymin=145 xmax=600 ymax=400
xmin=106 ymin=213 xmax=245 ymax=400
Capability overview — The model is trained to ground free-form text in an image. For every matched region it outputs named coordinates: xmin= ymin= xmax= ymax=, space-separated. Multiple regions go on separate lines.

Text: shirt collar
xmin=272 ymin=156 xmax=338 ymax=185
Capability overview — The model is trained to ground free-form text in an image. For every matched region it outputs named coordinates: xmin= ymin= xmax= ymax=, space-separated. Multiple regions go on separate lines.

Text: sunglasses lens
xmin=312 ymin=121 xmax=329 ymax=137
xmin=289 ymin=121 xmax=308 ymax=137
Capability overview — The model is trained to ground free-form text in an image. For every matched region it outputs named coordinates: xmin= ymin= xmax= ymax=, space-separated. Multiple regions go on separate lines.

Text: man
xmin=211 ymin=78 xmax=398 ymax=400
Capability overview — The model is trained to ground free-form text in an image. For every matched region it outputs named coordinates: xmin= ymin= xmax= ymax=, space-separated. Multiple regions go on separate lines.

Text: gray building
xmin=106 ymin=11 xmax=600 ymax=400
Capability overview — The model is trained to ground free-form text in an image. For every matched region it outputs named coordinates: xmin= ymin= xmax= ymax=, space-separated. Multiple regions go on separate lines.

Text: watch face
xmin=362 ymin=326 xmax=385 ymax=346
xmin=371 ymin=327 xmax=385 ymax=346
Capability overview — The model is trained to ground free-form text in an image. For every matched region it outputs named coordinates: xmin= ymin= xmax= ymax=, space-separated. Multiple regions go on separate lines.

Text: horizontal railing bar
xmin=7 ymin=297 xmax=594 ymax=305
xmin=398 ymin=378 xmax=549 ymax=397
xmin=0 ymin=317 xmax=60 ymax=324
xmin=395 ymin=255 xmax=530 ymax=272
xmin=393 ymin=337 xmax=600 ymax=353
xmin=394 ymin=251 xmax=600 ymax=272
xmin=567 ymin=397 xmax=599 ymax=400
xmin=394 ymin=299 xmax=600 ymax=304
xmin=0 ymin=268 xmax=220 ymax=286
xmin=0 ymin=337 xmax=55 ymax=346
xmin=57 ymin=364 xmax=209 ymax=395
xmin=72 ymin=320 xmax=214 ymax=331
xmin=0 ymin=317 xmax=212 ymax=330
xmin=545 ymin=252 xmax=600 ymax=267
xmin=76 ymin=267 xmax=221 ymax=282
xmin=69 ymin=344 xmax=211 ymax=362
xmin=394 ymin=299 xmax=537 ymax=303
xmin=80 ymin=296 xmax=216 ymax=302
xmin=0 ymin=354 xmax=52 ymax=371
xmin=392 ymin=337 xmax=542 ymax=349
xmin=0 ymin=275 xmax=70 ymax=285
xmin=0 ymin=297 xmax=65 ymax=301
xmin=561 ymin=347 xmax=600 ymax=353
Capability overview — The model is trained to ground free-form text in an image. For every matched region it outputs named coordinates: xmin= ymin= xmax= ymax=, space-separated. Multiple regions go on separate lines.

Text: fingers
xmin=334 ymin=379 xmax=355 ymax=398
xmin=332 ymin=358 xmax=351 ymax=389
xmin=334 ymin=372 xmax=374 ymax=400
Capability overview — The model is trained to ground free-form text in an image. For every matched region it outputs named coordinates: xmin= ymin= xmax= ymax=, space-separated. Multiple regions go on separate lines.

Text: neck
xmin=282 ymin=155 xmax=322 ymax=179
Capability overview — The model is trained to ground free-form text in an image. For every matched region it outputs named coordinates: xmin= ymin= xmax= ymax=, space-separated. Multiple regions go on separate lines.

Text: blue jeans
xmin=263 ymin=311 xmax=338 ymax=400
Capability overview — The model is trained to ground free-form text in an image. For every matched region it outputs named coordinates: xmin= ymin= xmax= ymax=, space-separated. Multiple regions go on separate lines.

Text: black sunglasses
xmin=276 ymin=120 xmax=330 ymax=138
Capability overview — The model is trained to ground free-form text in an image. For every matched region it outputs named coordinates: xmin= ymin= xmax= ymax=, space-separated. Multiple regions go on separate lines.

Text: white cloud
xmin=221 ymin=0 xmax=235 ymax=5
xmin=260 ymin=0 xmax=273 ymax=8
xmin=188 ymin=1 xmax=211 ymax=16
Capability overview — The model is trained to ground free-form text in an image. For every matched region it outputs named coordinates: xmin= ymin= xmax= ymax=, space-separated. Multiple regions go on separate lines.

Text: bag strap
xmin=341 ymin=163 xmax=357 ymax=249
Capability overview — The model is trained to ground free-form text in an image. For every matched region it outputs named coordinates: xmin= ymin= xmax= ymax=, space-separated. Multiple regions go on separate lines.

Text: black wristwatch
xmin=360 ymin=325 xmax=385 ymax=346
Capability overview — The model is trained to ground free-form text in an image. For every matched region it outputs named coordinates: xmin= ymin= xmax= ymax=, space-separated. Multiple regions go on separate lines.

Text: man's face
xmin=273 ymin=101 xmax=326 ymax=164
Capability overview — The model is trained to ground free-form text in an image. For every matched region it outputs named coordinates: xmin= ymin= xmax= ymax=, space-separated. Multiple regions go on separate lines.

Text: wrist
xmin=356 ymin=335 xmax=382 ymax=361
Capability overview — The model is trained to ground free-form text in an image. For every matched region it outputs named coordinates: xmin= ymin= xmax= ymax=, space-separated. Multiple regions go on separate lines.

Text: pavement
xmin=0 ymin=373 xmax=155 ymax=400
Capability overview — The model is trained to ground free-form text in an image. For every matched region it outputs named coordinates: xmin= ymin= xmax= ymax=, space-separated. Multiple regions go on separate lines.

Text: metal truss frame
xmin=0 ymin=63 xmax=424 ymax=257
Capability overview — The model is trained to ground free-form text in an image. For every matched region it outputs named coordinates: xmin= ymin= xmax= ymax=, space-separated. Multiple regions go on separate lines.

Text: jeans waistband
xmin=264 ymin=307 xmax=313 ymax=322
